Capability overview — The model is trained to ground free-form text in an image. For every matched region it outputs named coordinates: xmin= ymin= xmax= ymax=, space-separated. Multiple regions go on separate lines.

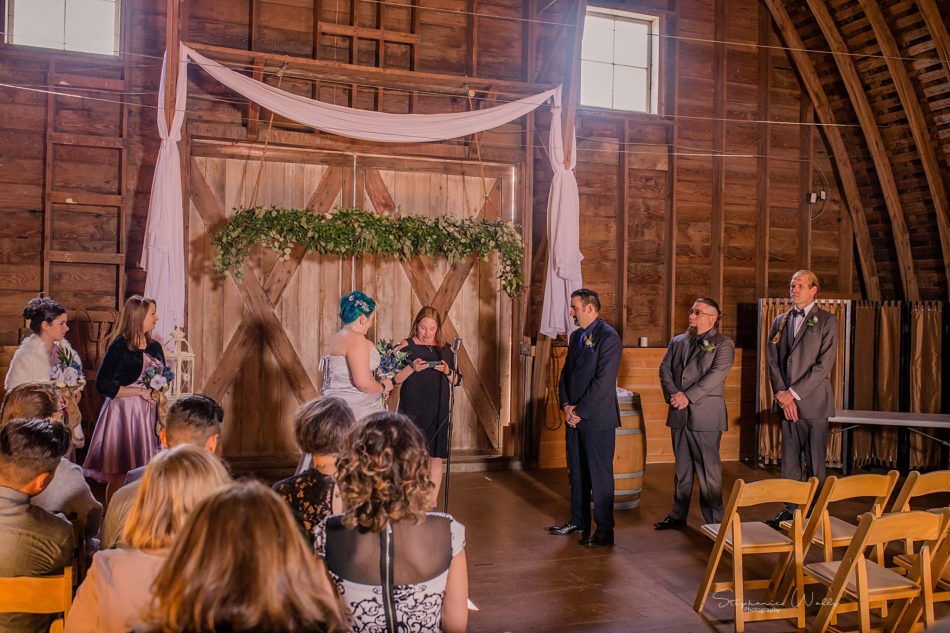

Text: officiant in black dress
xmin=394 ymin=307 xmax=462 ymax=507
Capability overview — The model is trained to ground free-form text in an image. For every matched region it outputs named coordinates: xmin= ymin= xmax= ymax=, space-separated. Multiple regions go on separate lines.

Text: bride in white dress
xmin=297 ymin=291 xmax=392 ymax=473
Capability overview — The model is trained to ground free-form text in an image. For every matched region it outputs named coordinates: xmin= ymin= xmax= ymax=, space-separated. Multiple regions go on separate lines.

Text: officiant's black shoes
xmin=548 ymin=521 xmax=586 ymax=535
xmin=764 ymin=509 xmax=794 ymax=529
xmin=654 ymin=516 xmax=687 ymax=531
xmin=580 ymin=531 xmax=614 ymax=547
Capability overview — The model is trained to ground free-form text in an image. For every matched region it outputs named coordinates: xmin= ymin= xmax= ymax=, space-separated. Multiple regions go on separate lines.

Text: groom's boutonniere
xmin=701 ymin=340 xmax=717 ymax=353
xmin=805 ymin=316 xmax=818 ymax=329
xmin=583 ymin=332 xmax=595 ymax=349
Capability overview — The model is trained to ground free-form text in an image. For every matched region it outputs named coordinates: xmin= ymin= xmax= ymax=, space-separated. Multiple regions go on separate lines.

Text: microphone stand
xmin=443 ymin=338 xmax=460 ymax=513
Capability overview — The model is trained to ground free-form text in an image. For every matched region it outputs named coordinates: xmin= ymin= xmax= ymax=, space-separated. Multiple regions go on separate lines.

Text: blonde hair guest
xmin=64 ymin=445 xmax=230 ymax=633
xmin=144 ymin=481 xmax=346 ymax=633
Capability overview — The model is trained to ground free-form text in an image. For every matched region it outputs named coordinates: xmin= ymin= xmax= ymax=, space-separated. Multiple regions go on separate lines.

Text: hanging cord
xmin=465 ymin=85 xmax=498 ymax=216
xmin=247 ymin=61 xmax=289 ymax=208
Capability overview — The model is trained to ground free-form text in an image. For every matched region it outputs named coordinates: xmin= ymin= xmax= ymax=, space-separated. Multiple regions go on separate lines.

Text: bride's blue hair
xmin=340 ymin=291 xmax=376 ymax=324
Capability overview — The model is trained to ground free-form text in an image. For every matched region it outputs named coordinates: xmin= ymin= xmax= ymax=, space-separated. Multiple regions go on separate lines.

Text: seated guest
xmin=0 ymin=418 xmax=73 ymax=633
xmin=99 ymin=394 xmax=224 ymax=548
xmin=316 ymin=412 xmax=469 ymax=633
xmin=64 ymin=445 xmax=230 ymax=633
xmin=1 ymin=382 xmax=102 ymax=541
xmin=273 ymin=396 xmax=355 ymax=541
xmin=142 ymin=481 xmax=346 ymax=633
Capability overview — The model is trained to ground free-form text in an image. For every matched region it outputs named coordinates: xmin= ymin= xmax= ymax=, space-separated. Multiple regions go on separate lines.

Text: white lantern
xmin=163 ymin=326 xmax=195 ymax=402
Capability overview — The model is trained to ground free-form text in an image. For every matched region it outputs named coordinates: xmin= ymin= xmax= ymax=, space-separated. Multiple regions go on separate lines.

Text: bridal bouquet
xmin=376 ymin=339 xmax=408 ymax=379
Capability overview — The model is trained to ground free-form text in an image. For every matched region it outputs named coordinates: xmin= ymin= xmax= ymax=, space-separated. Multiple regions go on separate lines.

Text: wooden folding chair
xmin=888 ymin=512 xmax=950 ymax=633
xmin=773 ymin=472 xmax=900 ymax=604
xmin=805 ymin=509 xmax=950 ymax=633
xmin=0 ymin=567 xmax=73 ymax=633
xmin=694 ymin=477 xmax=819 ymax=632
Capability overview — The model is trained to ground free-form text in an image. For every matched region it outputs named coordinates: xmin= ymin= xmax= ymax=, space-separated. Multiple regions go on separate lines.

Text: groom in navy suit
xmin=548 ymin=288 xmax=622 ymax=547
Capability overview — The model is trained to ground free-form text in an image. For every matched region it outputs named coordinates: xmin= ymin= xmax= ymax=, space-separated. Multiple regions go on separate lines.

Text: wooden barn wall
xmin=0 ymin=0 xmax=868 ymax=466
xmin=528 ymin=0 xmax=858 ymax=348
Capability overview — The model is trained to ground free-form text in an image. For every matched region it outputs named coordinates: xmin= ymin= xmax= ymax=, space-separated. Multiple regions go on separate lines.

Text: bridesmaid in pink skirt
xmin=83 ymin=296 xmax=165 ymax=500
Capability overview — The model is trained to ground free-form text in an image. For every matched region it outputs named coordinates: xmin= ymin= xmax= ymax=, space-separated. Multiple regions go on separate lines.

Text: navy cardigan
xmin=95 ymin=337 xmax=165 ymax=399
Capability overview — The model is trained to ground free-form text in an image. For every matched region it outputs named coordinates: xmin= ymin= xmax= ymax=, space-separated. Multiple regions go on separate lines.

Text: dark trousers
xmin=670 ymin=426 xmax=724 ymax=524
xmin=566 ymin=425 xmax=616 ymax=534
xmin=781 ymin=416 xmax=828 ymax=508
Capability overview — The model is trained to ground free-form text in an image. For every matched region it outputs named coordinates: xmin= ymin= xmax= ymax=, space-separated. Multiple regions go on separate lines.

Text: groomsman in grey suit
xmin=765 ymin=270 xmax=838 ymax=526
xmin=655 ymin=298 xmax=735 ymax=529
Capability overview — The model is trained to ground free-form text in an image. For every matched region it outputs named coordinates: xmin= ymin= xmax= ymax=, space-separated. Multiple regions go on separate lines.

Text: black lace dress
xmin=272 ymin=469 xmax=335 ymax=544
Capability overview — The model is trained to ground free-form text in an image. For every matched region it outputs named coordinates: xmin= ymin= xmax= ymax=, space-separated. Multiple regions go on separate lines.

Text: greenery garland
xmin=212 ymin=206 xmax=526 ymax=297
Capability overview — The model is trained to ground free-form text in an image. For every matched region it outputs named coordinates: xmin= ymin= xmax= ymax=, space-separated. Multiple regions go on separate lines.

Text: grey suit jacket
xmin=765 ymin=305 xmax=838 ymax=419
xmin=659 ymin=328 xmax=736 ymax=432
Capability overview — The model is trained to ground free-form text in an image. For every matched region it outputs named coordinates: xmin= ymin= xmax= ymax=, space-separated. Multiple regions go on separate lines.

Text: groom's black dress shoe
xmin=580 ymin=531 xmax=614 ymax=547
xmin=654 ymin=516 xmax=687 ymax=531
xmin=548 ymin=521 xmax=586 ymax=535
xmin=764 ymin=509 xmax=794 ymax=529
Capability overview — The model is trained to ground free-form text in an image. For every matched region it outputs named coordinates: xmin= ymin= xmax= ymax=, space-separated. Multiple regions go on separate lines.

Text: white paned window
xmin=581 ymin=7 xmax=660 ymax=114
xmin=7 ymin=0 xmax=120 ymax=56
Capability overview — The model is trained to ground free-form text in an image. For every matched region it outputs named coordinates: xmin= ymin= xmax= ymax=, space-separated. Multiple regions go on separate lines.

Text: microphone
xmin=451 ymin=336 xmax=462 ymax=353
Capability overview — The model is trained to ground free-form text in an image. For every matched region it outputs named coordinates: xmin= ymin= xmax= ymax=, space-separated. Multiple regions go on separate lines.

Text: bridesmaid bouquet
xmin=143 ymin=364 xmax=176 ymax=394
xmin=50 ymin=341 xmax=86 ymax=447
xmin=376 ymin=339 xmax=408 ymax=379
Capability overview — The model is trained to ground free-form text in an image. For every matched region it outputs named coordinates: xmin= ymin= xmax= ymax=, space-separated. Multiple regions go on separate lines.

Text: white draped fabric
xmin=539 ymin=89 xmax=583 ymax=338
xmin=142 ymin=43 xmax=582 ymax=340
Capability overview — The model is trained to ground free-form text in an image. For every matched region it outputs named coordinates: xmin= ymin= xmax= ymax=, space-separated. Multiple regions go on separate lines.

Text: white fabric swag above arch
xmin=142 ymin=43 xmax=581 ymax=341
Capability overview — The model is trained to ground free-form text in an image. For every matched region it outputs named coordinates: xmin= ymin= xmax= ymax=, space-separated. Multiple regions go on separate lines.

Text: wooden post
xmin=164 ymin=0 xmax=181 ymax=132
xmin=561 ymin=0 xmax=587 ymax=168
xmin=755 ymin=3 xmax=771 ymax=299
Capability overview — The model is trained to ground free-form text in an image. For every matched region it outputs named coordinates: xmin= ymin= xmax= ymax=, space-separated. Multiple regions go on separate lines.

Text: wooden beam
xmin=617 ymin=120 xmax=629 ymax=340
xmin=799 ymin=102 xmax=814 ymax=270
xmin=561 ymin=0 xmax=587 ymax=168
xmin=246 ymin=59 xmax=264 ymax=139
xmin=710 ymin=0 xmax=725 ymax=302
xmin=914 ymin=0 xmax=950 ymax=84
xmin=466 ymin=0 xmax=477 ymax=77
xmin=755 ymin=2 xmax=771 ymax=299
xmin=805 ymin=0 xmax=919 ymax=299
xmin=761 ymin=0 xmax=880 ymax=299
xmin=858 ymin=0 xmax=950 ymax=298
xmin=186 ymin=42 xmax=556 ymax=97
xmin=164 ymin=0 xmax=180 ymax=131
xmin=318 ymin=22 xmax=420 ymax=45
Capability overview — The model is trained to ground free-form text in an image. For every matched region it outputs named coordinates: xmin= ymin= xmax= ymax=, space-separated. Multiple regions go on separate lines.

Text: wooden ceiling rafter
xmin=857 ymin=0 xmax=950 ymax=298
xmin=804 ymin=0 xmax=919 ymax=300
xmin=913 ymin=0 xmax=950 ymax=84
xmin=762 ymin=0 xmax=881 ymax=299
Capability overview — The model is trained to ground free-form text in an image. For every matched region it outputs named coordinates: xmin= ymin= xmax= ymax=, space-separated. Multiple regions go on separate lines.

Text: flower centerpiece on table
xmin=50 ymin=341 xmax=86 ymax=447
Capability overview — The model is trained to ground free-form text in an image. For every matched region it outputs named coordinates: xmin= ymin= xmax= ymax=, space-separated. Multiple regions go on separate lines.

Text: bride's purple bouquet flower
xmin=142 ymin=364 xmax=176 ymax=393
xmin=376 ymin=339 xmax=408 ymax=379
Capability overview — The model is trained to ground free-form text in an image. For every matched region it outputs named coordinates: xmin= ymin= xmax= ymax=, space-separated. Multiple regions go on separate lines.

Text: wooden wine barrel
xmin=614 ymin=393 xmax=646 ymax=510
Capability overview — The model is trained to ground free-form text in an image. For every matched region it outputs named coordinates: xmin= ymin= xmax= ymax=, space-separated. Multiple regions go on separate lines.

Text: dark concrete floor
xmin=448 ymin=461 xmax=950 ymax=633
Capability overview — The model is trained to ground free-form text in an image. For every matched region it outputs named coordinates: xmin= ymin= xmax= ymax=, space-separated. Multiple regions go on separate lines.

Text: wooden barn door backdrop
xmin=187 ymin=143 xmax=515 ymax=469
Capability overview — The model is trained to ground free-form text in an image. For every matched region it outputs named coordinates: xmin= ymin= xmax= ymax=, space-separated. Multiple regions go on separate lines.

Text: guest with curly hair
xmin=1 ymin=382 xmax=101 ymax=543
xmin=142 ymin=481 xmax=346 ymax=633
xmin=298 ymin=291 xmax=390 ymax=473
xmin=316 ymin=411 xmax=469 ymax=633
xmin=65 ymin=445 xmax=230 ymax=633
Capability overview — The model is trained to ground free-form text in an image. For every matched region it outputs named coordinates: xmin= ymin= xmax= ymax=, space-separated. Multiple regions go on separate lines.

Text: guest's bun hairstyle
xmin=0 ymin=382 xmax=61 ymax=425
xmin=293 ymin=396 xmax=355 ymax=456
xmin=22 ymin=296 xmax=66 ymax=335
xmin=122 ymin=444 xmax=230 ymax=550
xmin=339 ymin=290 xmax=375 ymax=324
xmin=336 ymin=411 xmax=432 ymax=533
xmin=0 ymin=418 xmax=70 ymax=486
xmin=111 ymin=295 xmax=156 ymax=350
xmin=146 ymin=480 xmax=346 ymax=633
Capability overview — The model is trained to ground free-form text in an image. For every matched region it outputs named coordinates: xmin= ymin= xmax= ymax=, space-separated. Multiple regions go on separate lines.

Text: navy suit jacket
xmin=558 ymin=318 xmax=622 ymax=433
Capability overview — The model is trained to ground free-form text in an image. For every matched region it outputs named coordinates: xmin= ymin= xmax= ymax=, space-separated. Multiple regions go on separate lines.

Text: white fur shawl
xmin=4 ymin=335 xmax=80 ymax=392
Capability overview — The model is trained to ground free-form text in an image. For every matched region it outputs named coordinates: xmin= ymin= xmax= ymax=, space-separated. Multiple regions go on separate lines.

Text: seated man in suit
xmin=655 ymin=298 xmax=735 ymax=530
xmin=0 ymin=418 xmax=74 ymax=633
xmin=99 ymin=394 xmax=224 ymax=548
